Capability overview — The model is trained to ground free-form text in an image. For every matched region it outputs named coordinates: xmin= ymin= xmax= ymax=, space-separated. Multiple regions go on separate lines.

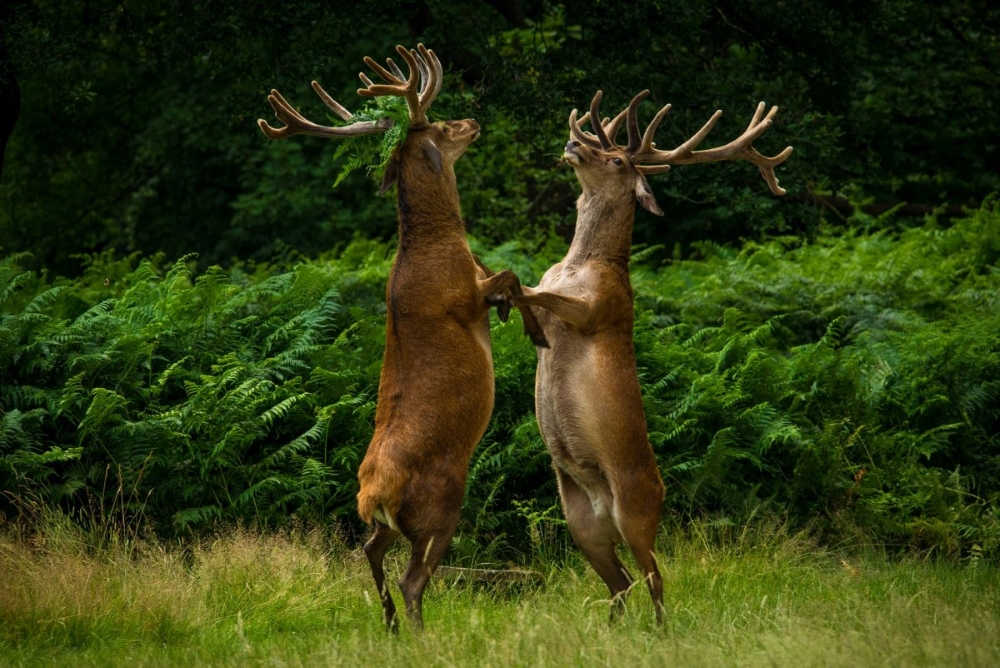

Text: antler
xmin=258 ymin=80 xmax=393 ymax=140
xmin=570 ymin=91 xmax=793 ymax=195
xmin=358 ymin=43 xmax=443 ymax=127
xmin=629 ymin=94 xmax=793 ymax=195
xmin=568 ymin=91 xmax=629 ymax=151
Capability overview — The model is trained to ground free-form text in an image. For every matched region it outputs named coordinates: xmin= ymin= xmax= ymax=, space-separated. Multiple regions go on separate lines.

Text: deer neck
xmin=565 ymin=189 xmax=635 ymax=268
xmin=395 ymin=162 xmax=467 ymax=241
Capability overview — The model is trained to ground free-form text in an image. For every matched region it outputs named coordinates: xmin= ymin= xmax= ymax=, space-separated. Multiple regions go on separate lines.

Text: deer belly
xmin=472 ymin=314 xmax=493 ymax=366
xmin=536 ymin=344 xmax=609 ymax=482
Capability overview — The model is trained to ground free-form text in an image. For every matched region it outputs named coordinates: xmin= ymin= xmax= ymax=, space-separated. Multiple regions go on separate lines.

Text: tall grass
xmin=2 ymin=516 xmax=997 ymax=667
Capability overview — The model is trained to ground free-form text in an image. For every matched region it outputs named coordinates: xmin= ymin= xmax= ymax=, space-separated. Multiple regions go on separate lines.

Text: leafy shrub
xmin=1 ymin=241 xmax=391 ymax=534
xmin=3 ymin=200 xmax=999 ymax=559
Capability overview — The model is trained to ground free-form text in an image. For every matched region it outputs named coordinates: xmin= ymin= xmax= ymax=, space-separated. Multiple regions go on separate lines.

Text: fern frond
xmin=331 ymin=96 xmax=411 ymax=187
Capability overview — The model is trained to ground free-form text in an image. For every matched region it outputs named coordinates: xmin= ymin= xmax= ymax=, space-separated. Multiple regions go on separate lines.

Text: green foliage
xmin=631 ymin=199 xmax=1000 ymax=556
xmin=1 ymin=241 xmax=393 ymax=533
xmin=3 ymin=0 xmax=999 ymax=273
xmin=330 ymin=96 xmax=410 ymax=187
xmin=4 ymin=201 xmax=1000 ymax=559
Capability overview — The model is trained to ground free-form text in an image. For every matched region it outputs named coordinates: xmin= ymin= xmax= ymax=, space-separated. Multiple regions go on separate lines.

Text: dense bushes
xmin=0 ymin=242 xmax=391 ymax=533
xmin=3 ymin=201 xmax=999 ymax=560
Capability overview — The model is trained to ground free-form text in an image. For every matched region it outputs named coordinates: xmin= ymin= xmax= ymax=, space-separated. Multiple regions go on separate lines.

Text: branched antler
xmin=258 ymin=80 xmax=393 ymax=140
xmin=570 ymin=91 xmax=793 ymax=195
xmin=358 ymin=43 xmax=443 ymax=127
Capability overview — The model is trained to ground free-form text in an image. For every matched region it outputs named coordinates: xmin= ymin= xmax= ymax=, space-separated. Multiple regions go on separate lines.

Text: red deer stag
xmin=512 ymin=91 xmax=792 ymax=624
xmin=258 ymin=44 xmax=547 ymax=631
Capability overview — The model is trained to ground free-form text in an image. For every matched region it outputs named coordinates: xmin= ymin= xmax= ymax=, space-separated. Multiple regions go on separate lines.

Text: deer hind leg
xmin=555 ymin=467 xmax=633 ymax=621
xmin=363 ymin=520 xmax=402 ymax=632
xmin=614 ymin=483 xmax=666 ymax=625
xmin=397 ymin=527 xmax=454 ymax=631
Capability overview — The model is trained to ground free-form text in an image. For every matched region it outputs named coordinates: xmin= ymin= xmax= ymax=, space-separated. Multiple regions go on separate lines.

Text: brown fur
xmin=260 ymin=45 xmax=546 ymax=632
xmin=514 ymin=139 xmax=667 ymax=624
xmin=357 ymin=118 xmax=547 ymax=631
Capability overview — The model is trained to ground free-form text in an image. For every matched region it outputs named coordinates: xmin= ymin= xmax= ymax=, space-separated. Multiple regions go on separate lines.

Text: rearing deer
xmin=512 ymin=90 xmax=792 ymax=624
xmin=259 ymin=44 xmax=546 ymax=631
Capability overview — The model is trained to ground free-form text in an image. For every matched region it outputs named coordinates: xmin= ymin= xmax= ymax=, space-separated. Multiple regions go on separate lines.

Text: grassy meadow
xmin=2 ymin=515 xmax=997 ymax=667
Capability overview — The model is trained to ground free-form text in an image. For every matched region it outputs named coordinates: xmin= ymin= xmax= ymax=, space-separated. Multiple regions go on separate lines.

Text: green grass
xmin=2 ymin=517 xmax=997 ymax=667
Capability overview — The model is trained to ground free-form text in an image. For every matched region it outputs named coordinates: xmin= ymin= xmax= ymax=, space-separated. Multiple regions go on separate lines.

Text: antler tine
xmin=257 ymin=90 xmax=300 ymax=140
xmin=310 ymin=81 xmax=353 ymax=122
xmin=356 ymin=44 xmax=443 ymax=127
xmin=635 ymin=102 xmax=672 ymax=161
xmin=361 ymin=55 xmax=405 ymax=86
xmin=258 ymin=85 xmax=393 ymax=140
xmin=358 ymin=45 xmax=425 ymax=125
xmin=411 ymin=50 xmax=430 ymax=97
xmin=568 ymin=108 xmax=604 ymax=149
xmin=625 ymin=90 xmax=651 ymax=153
xmin=588 ymin=91 xmax=613 ymax=150
xmin=604 ymin=108 xmax=629 ymax=146
xmin=415 ymin=44 xmax=443 ymax=114
xmin=385 ymin=57 xmax=406 ymax=81
xmin=680 ymin=103 xmax=774 ymax=159
xmin=665 ymin=109 xmax=724 ymax=159
xmin=747 ymin=145 xmax=794 ymax=195
xmin=568 ymin=93 xmax=634 ymax=150
xmin=633 ymin=105 xmax=720 ymax=167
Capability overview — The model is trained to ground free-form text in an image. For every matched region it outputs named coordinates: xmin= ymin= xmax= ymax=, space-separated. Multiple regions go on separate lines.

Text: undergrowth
xmin=2 ymin=199 xmax=999 ymax=559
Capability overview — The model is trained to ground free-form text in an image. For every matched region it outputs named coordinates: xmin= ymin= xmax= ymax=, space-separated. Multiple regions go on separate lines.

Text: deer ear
xmin=421 ymin=137 xmax=444 ymax=174
xmin=635 ymin=174 xmax=663 ymax=216
xmin=379 ymin=155 xmax=399 ymax=196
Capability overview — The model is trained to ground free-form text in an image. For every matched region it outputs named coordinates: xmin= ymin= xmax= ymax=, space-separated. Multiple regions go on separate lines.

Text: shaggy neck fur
xmin=565 ymin=186 xmax=636 ymax=268
xmin=395 ymin=144 xmax=466 ymax=245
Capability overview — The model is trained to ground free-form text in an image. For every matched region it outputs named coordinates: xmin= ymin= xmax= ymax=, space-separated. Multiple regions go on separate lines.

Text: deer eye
xmin=612 ymin=158 xmax=623 ymax=166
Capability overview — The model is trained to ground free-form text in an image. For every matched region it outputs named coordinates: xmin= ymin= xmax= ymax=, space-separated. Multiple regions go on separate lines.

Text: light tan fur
xmin=514 ymin=91 xmax=791 ymax=625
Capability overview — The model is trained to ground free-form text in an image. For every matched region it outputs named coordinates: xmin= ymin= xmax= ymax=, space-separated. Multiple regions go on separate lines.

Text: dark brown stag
xmin=512 ymin=90 xmax=792 ymax=623
xmin=258 ymin=44 xmax=546 ymax=631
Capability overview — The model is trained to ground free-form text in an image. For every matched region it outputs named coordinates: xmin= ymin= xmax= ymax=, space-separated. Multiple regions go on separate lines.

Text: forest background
xmin=1 ymin=0 xmax=999 ymax=563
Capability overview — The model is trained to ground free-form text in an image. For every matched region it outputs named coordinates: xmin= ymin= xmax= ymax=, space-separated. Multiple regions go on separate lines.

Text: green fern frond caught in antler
xmin=330 ymin=96 xmax=411 ymax=187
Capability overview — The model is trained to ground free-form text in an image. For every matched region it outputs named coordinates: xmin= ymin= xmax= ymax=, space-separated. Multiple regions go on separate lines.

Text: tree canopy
xmin=2 ymin=0 xmax=998 ymax=274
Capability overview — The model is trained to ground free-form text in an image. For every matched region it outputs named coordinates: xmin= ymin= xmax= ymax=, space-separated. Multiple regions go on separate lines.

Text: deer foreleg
xmin=472 ymin=255 xmax=511 ymax=321
xmin=511 ymin=288 xmax=592 ymax=331
xmin=471 ymin=254 xmax=495 ymax=278
xmin=477 ymin=269 xmax=549 ymax=348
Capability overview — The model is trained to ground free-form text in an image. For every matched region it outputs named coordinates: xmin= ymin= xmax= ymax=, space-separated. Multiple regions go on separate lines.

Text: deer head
xmin=564 ymin=90 xmax=793 ymax=215
xmin=358 ymin=44 xmax=480 ymax=194
xmin=377 ymin=117 xmax=480 ymax=196
xmin=258 ymin=44 xmax=479 ymax=196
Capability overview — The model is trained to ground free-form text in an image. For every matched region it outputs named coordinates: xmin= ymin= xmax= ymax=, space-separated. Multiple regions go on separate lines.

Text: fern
xmin=330 ymin=96 xmax=411 ymax=187
xmin=4 ymin=204 xmax=1000 ymax=557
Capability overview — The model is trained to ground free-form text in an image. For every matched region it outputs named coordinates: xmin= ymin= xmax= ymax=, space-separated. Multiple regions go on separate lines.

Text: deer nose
xmin=566 ymin=140 xmax=581 ymax=150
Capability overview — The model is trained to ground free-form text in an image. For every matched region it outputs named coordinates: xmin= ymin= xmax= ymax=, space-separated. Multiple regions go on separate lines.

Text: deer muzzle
xmin=564 ymin=140 xmax=583 ymax=165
